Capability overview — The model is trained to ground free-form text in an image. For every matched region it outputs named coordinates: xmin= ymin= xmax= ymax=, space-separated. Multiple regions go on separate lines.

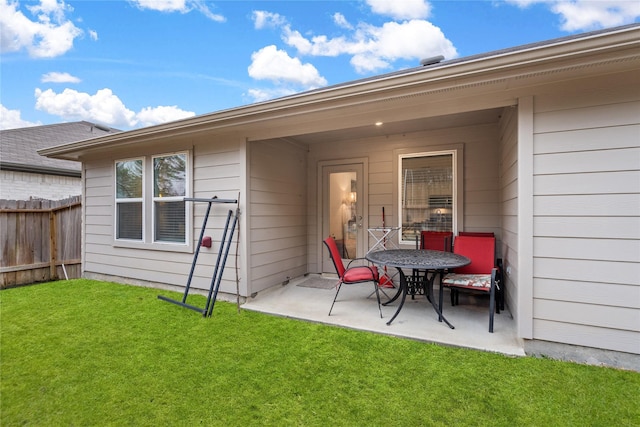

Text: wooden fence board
xmin=0 ymin=196 xmax=82 ymax=288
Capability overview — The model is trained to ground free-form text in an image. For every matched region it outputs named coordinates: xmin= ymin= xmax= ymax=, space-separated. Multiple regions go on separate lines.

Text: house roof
xmin=39 ymin=23 xmax=640 ymax=161
xmin=1 ymin=121 xmax=120 ymax=176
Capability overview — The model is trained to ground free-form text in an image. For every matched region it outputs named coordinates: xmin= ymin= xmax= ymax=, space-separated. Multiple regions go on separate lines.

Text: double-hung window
xmin=153 ymin=153 xmax=187 ymax=243
xmin=399 ymin=150 xmax=461 ymax=244
xmin=115 ymin=151 xmax=190 ymax=247
xmin=115 ymin=159 xmax=144 ymax=240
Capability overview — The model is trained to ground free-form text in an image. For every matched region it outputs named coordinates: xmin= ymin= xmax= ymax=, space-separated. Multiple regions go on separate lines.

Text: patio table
xmin=366 ymin=249 xmax=470 ymax=327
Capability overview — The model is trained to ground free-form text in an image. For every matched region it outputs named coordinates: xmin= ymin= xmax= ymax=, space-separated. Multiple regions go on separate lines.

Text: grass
xmin=1 ymin=280 xmax=639 ymax=426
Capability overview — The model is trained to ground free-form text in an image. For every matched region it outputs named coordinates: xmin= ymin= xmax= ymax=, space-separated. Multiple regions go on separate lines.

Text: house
xmin=40 ymin=25 xmax=640 ymax=364
xmin=0 ymin=121 xmax=120 ymax=200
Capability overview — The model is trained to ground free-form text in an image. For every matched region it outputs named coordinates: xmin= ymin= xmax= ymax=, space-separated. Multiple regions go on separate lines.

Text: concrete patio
xmin=242 ymin=274 xmax=525 ymax=357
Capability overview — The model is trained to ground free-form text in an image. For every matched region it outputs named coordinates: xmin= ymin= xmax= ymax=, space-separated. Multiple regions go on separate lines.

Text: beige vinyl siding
xmin=82 ymin=137 xmax=244 ymax=296
xmin=499 ymin=106 xmax=518 ymax=319
xmin=531 ymin=71 xmax=640 ymax=354
xmin=307 ymin=119 xmax=502 ymax=273
xmin=191 ymin=139 xmax=242 ymax=295
xmin=463 ymin=126 xmax=501 ymax=236
xmin=249 ymin=139 xmax=308 ymax=292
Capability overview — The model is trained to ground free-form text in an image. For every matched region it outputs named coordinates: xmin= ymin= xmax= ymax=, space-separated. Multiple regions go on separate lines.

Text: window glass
xmin=154 ymin=201 xmax=186 ymax=242
xmin=116 ymin=202 xmax=143 ymax=240
xmin=153 ymin=153 xmax=187 ymax=243
xmin=115 ymin=159 xmax=143 ymax=241
xmin=400 ymin=153 xmax=454 ymax=243
xmin=154 ymin=154 xmax=186 ymax=197
xmin=116 ymin=160 xmax=143 ymax=198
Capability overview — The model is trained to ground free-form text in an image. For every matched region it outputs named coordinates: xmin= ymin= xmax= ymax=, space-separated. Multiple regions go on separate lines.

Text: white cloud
xmin=253 ymin=5 xmax=455 ymax=75
xmin=136 ymin=105 xmax=195 ymax=127
xmin=132 ymin=0 xmax=225 ymax=22
xmin=505 ymin=0 xmax=640 ymax=31
xmin=0 ymin=0 xmax=83 ymax=58
xmin=552 ymin=0 xmax=640 ymax=31
xmin=134 ymin=0 xmax=187 ymax=12
xmin=0 ymin=104 xmax=41 ymax=130
xmin=248 ymin=45 xmax=327 ymax=88
xmin=245 ymin=87 xmax=297 ymax=103
xmin=41 ymin=71 xmax=81 ymax=83
xmin=366 ymin=0 xmax=432 ymax=20
xmin=34 ymin=87 xmax=195 ymax=128
xmin=333 ymin=12 xmax=353 ymax=30
xmin=88 ymin=29 xmax=98 ymax=41
xmin=252 ymin=10 xmax=286 ymax=29
xmin=283 ymin=19 xmax=457 ymax=73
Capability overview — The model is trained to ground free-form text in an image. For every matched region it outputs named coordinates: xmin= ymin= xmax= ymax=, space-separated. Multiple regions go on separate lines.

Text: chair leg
xmin=488 ymin=270 xmax=497 ymax=333
xmin=438 ymin=282 xmax=445 ymax=322
xmin=373 ymin=282 xmax=383 ymax=318
xmin=328 ymin=282 xmax=343 ymax=316
xmin=450 ymin=288 xmax=458 ymax=306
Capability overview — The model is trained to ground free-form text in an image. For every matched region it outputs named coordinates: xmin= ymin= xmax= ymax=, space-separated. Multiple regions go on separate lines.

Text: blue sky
xmin=1 ymin=0 xmax=639 ymax=130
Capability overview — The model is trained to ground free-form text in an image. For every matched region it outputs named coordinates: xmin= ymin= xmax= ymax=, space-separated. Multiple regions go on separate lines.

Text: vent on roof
xmin=94 ymin=124 xmax=111 ymax=132
xmin=420 ymin=55 xmax=444 ymax=66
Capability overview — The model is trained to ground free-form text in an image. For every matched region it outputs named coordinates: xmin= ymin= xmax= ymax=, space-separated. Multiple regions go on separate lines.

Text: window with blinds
xmin=114 ymin=152 xmax=189 ymax=246
xmin=115 ymin=159 xmax=144 ymax=240
xmin=153 ymin=153 xmax=187 ymax=243
xmin=399 ymin=152 xmax=455 ymax=243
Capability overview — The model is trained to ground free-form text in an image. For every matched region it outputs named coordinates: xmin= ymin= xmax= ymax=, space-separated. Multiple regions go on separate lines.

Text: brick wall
xmin=0 ymin=170 xmax=81 ymax=200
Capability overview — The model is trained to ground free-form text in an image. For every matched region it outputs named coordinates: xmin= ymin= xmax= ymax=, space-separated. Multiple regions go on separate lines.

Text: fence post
xmin=49 ymin=210 xmax=58 ymax=280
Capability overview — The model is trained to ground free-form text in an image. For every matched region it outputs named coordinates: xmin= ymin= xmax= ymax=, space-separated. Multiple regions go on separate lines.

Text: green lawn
xmin=1 ymin=280 xmax=638 ymax=426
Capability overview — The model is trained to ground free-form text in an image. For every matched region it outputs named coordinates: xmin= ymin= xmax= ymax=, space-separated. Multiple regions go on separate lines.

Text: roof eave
xmin=39 ymin=24 xmax=640 ymax=161
xmin=0 ymin=162 xmax=81 ymax=177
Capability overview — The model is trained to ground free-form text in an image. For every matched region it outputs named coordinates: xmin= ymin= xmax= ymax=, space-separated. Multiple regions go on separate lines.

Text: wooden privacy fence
xmin=1 ymin=196 xmax=82 ymax=288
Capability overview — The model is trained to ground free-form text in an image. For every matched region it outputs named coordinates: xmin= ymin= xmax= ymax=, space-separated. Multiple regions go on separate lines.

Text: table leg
xmin=382 ymin=278 xmax=403 ymax=305
xmin=385 ymin=267 xmax=408 ymax=326
xmin=426 ymin=270 xmax=454 ymax=329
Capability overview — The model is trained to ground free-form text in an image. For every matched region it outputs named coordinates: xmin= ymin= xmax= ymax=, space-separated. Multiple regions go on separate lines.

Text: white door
xmin=321 ymin=163 xmax=366 ymax=273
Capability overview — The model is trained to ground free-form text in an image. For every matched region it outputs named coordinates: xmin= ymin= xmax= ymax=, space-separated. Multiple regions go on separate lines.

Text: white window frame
xmin=152 ymin=152 xmax=189 ymax=245
xmin=113 ymin=151 xmax=192 ymax=252
xmin=114 ymin=157 xmax=145 ymax=242
xmin=396 ymin=147 xmax=464 ymax=245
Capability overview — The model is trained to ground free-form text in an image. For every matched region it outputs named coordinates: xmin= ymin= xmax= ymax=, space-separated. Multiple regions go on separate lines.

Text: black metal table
xmin=366 ymin=249 xmax=470 ymax=327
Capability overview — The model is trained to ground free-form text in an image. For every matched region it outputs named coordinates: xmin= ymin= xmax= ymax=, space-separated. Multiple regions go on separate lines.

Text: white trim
xmin=317 ymin=158 xmax=369 ymax=272
xmin=518 ymin=96 xmax=535 ymax=339
xmin=114 ymin=157 xmax=145 ymax=242
xmin=151 ymin=152 xmax=190 ymax=245
xmin=239 ymin=137 xmax=249 ymax=297
xmin=113 ymin=151 xmax=193 ymax=252
xmin=395 ymin=146 xmax=464 ymax=245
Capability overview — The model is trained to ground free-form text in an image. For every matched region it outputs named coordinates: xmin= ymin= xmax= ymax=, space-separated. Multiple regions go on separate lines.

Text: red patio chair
xmin=458 ymin=231 xmax=495 ymax=238
xmin=440 ymin=236 xmax=500 ymax=332
xmin=323 ymin=236 xmax=382 ymax=318
xmin=419 ymin=230 xmax=453 ymax=252
xmin=410 ymin=231 xmax=454 ymax=299
xmin=454 ymin=231 xmax=504 ymax=311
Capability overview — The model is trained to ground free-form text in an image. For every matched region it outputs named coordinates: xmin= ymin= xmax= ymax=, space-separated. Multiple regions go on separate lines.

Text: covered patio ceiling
xmin=282 ymin=107 xmax=507 ymax=145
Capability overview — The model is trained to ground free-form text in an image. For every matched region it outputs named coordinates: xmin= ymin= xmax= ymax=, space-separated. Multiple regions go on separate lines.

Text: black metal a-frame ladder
xmin=158 ymin=196 xmax=239 ymax=317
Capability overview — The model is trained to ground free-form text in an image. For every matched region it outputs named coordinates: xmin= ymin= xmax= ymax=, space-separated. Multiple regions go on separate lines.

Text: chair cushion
xmin=343 ymin=266 xmax=377 ymax=283
xmin=442 ymin=273 xmax=491 ymax=290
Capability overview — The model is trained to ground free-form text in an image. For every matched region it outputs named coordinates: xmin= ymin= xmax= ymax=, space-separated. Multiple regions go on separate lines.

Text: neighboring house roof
xmin=40 ymin=23 xmax=640 ymax=161
xmin=1 ymin=121 xmax=120 ymax=176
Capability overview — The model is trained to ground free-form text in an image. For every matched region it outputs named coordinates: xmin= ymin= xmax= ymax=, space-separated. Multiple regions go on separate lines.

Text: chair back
xmin=452 ymin=236 xmax=495 ymax=275
xmin=458 ymin=231 xmax=494 ymax=238
xmin=420 ymin=231 xmax=453 ymax=252
xmin=323 ymin=236 xmax=346 ymax=277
